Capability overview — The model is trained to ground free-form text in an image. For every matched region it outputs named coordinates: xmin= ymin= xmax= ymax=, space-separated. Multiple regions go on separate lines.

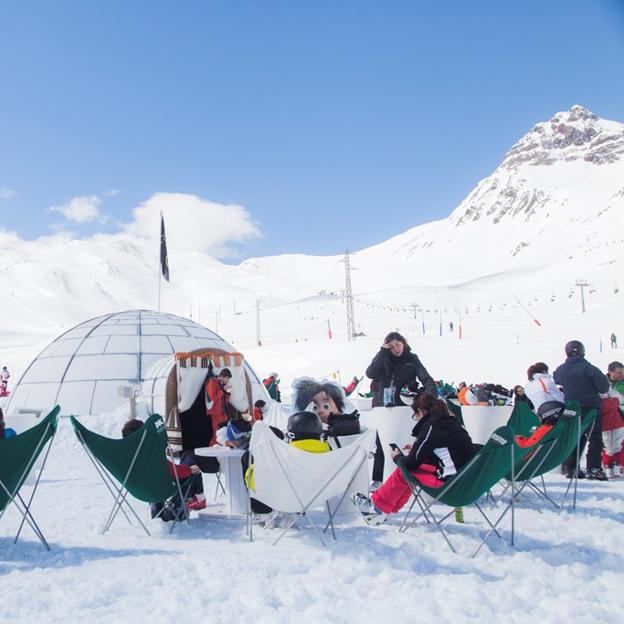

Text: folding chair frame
xmin=74 ymin=428 xmax=192 ymax=536
xmin=0 ymin=419 xmax=56 ymax=550
xmin=399 ymin=439 xmax=554 ymax=558
xmin=247 ymin=441 xmax=369 ymax=546
xmin=513 ymin=409 xmax=587 ymax=514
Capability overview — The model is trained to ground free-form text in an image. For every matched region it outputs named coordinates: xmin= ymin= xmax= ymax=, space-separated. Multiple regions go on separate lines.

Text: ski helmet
xmin=565 ymin=340 xmax=585 ymax=358
xmin=287 ymin=411 xmax=323 ymax=441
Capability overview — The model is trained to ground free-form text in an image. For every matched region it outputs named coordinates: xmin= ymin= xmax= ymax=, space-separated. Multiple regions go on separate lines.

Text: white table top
xmin=194 ymin=446 xmax=245 ymax=458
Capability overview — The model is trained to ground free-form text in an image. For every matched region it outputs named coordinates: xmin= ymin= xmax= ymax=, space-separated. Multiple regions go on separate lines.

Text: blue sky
xmin=1 ymin=1 xmax=623 ymax=259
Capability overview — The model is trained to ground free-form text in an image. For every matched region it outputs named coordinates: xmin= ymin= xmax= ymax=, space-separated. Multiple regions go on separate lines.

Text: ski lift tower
xmin=341 ymin=250 xmax=357 ymax=341
xmin=575 ymin=280 xmax=589 ymax=313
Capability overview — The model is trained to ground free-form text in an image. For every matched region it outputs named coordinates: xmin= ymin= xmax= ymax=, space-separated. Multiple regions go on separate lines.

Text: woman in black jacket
xmin=352 ymin=391 xmax=476 ymax=524
xmin=366 ymin=332 xmax=436 ymax=407
xmin=366 ymin=332 xmax=436 ymax=485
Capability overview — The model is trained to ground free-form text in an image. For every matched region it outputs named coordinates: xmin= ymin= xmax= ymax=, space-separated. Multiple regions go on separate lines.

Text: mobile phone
xmin=389 ymin=443 xmax=403 ymax=455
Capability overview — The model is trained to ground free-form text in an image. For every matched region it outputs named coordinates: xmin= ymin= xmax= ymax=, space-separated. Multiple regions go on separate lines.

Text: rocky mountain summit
xmin=503 ymin=105 xmax=624 ymax=168
xmin=448 ymin=106 xmax=624 ymax=228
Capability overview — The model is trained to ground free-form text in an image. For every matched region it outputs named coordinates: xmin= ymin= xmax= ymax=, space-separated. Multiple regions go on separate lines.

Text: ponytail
xmin=414 ymin=390 xmax=452 ymax=419
xmin=527 ymin=362 xmax=548 ymax=381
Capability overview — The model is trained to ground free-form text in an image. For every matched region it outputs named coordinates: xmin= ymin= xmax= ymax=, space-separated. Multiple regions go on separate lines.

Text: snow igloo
xmin=7 ymin=310 xmax=267 ymax=417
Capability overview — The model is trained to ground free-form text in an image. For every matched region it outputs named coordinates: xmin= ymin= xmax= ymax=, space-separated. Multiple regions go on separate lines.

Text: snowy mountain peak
xmin=448 ymin=106 xmax=624 ymax=232
xmin=502 ymin=105 xmax=624 ymax=169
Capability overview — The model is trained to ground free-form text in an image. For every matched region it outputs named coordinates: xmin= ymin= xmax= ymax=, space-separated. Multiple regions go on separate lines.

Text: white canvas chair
xmin=326 ymin=426 xmax=376 ymax=516
xmin=247 ymin=422 xmax=375 ymax=545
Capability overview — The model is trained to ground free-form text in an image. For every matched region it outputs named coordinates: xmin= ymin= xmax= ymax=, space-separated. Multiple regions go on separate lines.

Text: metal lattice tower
xmin=343 ymin=250 xmax=356 ymax=341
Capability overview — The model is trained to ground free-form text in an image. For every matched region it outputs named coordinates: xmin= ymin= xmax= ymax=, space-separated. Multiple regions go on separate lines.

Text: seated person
xmin=286 ymin=411 xmax=331 ymax=453
xmin=292 ymin=377 xmax=361 ymax=437
xmin=352 ymin=391 xmax=476 ymax=525
xmin=121 ymin=418 xmax=206 ymax=518
xmin=514 ymin=400 xmax=565 ymax=448
xmin=215 ymin=414 xmax=253 ymax=447
xmin=524 ymin=362 xmax=564 ymax=414
xmin=513 ymin=385 xmax=534 ymax=410
xmin=245 ymin=411 xmax=330 ymax=518
xmin=0 ymin=408 xmax=16 ymax=439
xmin=457 ymin=382 xmax=473 ymax=405
xmin=253 ymin=400 xmax=266 ymax=422
xmin=343 ymin=376 xmax=361 ymax=396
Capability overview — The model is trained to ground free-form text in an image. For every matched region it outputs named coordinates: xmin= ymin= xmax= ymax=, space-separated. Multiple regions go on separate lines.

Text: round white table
xmin=460 ymin=405 xmax=513 ymax=445
xmin=194 ymin=446 xmax=247 ymax=516
xmin=369 ymin=406 xmax=415 ymax=480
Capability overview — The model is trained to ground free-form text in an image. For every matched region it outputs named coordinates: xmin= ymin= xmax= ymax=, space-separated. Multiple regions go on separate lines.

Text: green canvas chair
xmin=445 ymin=398 xmax=464 ymax=424
xmin=0 ymin=406 xmax=60 ymax=550
xmin=71 ymin=413 xmax=191 ymax=536
xmin=506 ymin=401 xmax=540 ymax=437
xmin=398 ymin=425 xmax=532 ymax=558
xmin=503 ymin=402 xmax=592 ymax=512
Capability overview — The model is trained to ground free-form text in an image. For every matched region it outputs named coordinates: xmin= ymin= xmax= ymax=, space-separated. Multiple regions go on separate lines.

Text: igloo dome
xmin=8 ymin=309 xmax=263 ymax=416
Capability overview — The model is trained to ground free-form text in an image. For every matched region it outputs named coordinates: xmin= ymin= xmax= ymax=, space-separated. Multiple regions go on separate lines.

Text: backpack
xmin=325 ymin=412 xmax=361 ymax=439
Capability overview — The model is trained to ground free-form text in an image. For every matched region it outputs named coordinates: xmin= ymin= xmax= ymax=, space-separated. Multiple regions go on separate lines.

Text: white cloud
xmin=0 ymin=187 xmax=17 ymax=200
xmin=49 ymin=195 xmax=102 ymax=223
xmin=104 ymin=189 xmax=121 ymax=197
xmin=124 ymin=193 xmax=262 ymax=258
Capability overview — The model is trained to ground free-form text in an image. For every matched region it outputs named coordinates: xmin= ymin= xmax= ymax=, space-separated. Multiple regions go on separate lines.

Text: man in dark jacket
xmin=553 ymin=340 xmax=610 ymax=480
xmin=365 ymin=332 xmax=436 ymax=408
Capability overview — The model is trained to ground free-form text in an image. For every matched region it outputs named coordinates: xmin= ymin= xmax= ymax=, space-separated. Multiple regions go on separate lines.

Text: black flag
xmin=160 ymin=213 xmax=170 ymax=282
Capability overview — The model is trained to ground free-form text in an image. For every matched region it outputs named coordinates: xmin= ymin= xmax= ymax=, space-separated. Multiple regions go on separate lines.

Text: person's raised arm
xmin=365 ymin=342 xmax=391 ymax=379
xmin=415 ymin=357 xmax=437 ymax=394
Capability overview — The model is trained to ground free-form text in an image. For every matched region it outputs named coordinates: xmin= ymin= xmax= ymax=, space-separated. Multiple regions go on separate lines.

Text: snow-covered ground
xmin=1 ymin=408 xmax=623 ymax=624
xmin=1 ymin=315 xmax=623 ymax=623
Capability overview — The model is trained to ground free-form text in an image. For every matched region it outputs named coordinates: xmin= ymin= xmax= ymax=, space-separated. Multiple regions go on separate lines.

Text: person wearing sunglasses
xmin=352 ymin=390 xmax=476 ymax=525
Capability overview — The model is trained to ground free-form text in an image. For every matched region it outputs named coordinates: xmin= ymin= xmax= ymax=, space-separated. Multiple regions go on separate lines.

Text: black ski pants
xmin=563 ymin=405 xmax=603 ymax=472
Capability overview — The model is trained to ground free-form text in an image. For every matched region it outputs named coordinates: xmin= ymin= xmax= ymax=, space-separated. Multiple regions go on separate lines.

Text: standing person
xmin=607 ymin=361 xmax=624 ymax=397
xmin=351 ymin=391 xmax=476 ymax=525
xmin=205 ymin=368 xmax=233 ymax=446
xmin=611 ymin=333 xmax=618 ymax=349
xmin=553 ymin=340 xmax=609 ymax=480
xmin=365 ymin=332 xmax=436 ymax=488
xmin=602 ymin=361 xmax=624 ymax=478
xmin=262 ymin=373 xmax=281 ymax=402
xmin=449 ymin=321 xmax=454 ymax=333
xmin=366 ymin=332 xmax=436 ymax=408
xmin=0 ymin=366 xmax=10 ymax=397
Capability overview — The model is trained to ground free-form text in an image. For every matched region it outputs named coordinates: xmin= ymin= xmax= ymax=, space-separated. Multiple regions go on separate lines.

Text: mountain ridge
xmin=0 ymin=105 xmax=621 ymax=341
